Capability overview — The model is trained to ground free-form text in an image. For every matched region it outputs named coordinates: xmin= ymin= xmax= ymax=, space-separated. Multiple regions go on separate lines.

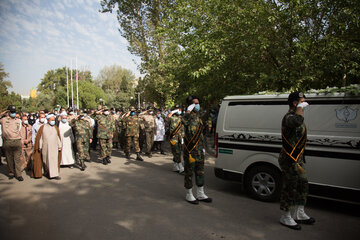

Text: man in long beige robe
xmin=38 ymin=114 xmax=62 ymax=180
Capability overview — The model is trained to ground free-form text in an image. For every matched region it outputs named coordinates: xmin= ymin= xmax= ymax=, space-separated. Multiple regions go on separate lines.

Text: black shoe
xmin=106 ymin=156 xmax=111 ymax=163
xmin=280 ymin=222 xmax=301 ymax=230
xmin=160 ymin=151 xmax=165 ymax=155
xmin=125 ymin=153 xmax=131 ymax=160
xmin=102 ymin=159 xmax=108 ymax=165
xmin=8 ymin=175 xmax=14 ymax=180
xmin=197 ymin=197 xmax=212 ymax=203
xmin=145 ymin=153 xmax=152 ymax=158
xmin=16 ymin=176 xmax=24 ymax=181
xmin=136 ymin=153 xmax=144 ymax=161
xmin=295 ymin=217 xmax=316 ymax=225
xmin=186 ymin=199 xmax=199 ymax=205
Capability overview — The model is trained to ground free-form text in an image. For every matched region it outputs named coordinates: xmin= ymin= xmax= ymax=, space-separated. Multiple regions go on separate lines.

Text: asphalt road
xmin=0 ymin=146 xmax=359 ymax=240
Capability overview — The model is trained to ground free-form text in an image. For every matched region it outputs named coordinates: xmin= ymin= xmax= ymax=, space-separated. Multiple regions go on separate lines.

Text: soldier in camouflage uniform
xmin=111 ymin=108 xmax=120 ymax=149
xmin=278 ymin=92 xmax=315 ymax=230
xmin=117 ymin=109 xmax=126 ymax=150
xmin=182 ymin=96 xmax=212 ymax=204
xmin=123 ymin=106 xmax=143 ymax=161
xmin=92 ymin=106 xmax=116 ymax=165
xmin=167 ymin=104 xmax=184 ymax=173
xmin=70 ymin=110 xmax=93 ymax=171
xmin=139 ymin=106 xmax=157 ymax=158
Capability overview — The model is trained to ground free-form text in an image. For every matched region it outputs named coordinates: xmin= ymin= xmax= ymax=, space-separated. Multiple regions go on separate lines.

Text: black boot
xmin=102 ymin=158 xmax=108 ymax=165
xmin=106 ymin=156 xmax=111 ymax=163
xmin=125 ymin=152 xmax=131 ymax=159
xmin=136 ymin=153 xmax=144 ymax=161
xmin=80 ymin=160 xmax=85 ymax=171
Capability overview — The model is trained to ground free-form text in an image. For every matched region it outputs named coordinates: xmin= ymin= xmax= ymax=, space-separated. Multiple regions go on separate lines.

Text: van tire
xmin=245 ymin=165 xmax=282 ymax=202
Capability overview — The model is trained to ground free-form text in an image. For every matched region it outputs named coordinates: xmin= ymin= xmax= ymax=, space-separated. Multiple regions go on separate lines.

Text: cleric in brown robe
xmin=32 ymin=114 xmax=62 ymax=179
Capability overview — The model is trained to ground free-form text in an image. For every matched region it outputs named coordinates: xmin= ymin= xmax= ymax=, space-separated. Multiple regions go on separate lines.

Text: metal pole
xmin=66 ymin=67 xmax=69 ymax=107
xmin=71 ymin=59 xmax=73 ymax=109
xmin=137 ymin=92 xmax=141 ymax=109
xmin=76 ymin=57 xmax=79 ymax=109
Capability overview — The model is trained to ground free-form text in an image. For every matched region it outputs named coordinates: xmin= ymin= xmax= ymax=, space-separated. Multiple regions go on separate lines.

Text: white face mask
xmin=104 ymin=111 xmax=109 ymax=115
xmin=39 ymin=118 xmax=45 ymax=123
xmin=23 ymin=120 xmax=29 ymax=125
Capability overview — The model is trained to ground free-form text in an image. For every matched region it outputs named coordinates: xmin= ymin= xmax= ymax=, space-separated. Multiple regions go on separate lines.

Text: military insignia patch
xmin=335 ymin=106 xmax=358 ymax=123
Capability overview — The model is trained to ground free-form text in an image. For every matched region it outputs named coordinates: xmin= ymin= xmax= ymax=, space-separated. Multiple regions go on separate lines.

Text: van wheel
xmin=245 ymin=165 xmax=282 ymax=202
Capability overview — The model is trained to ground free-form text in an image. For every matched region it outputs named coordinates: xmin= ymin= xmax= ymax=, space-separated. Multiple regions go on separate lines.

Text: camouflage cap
xmin=147 ymin=106 xmax=154 ymax=111
xmin=78 ymin=109 xmax=85 ymax=115
xmin=130 ymin=106 xmax=136 ymax=112
xmin=103 ymin=106 xmax=109 ymax=111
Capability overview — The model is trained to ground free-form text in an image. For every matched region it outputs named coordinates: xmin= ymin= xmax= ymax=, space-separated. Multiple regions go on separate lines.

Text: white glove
xmin=203 ymin=149 xmax=206 ymax=155
xmin=297 ymin=102 xmax=309 ymax=109
xmin=187 ymin=104 xmax=196 ymax=112
xmin=181 ymin=138 xmax=184 ymax=145
xmin=171 ymin=110 xmax=178 ymax=114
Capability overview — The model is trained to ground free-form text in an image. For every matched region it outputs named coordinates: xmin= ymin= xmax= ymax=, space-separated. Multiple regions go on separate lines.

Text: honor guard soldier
xmin=182 ymin=96 xmax=212 ymax=204
xmin=92 ymin=106 xmax=115 ymax=165
xmin=139 ymin=106 xmax=157 ymax=157
xmin=167 ymin=105 xmax=185 ymax=173
xmin=123 ymin=106 xmax=143 ymax=161
xmin=70 ymin=110 xmax=93 ymax=171
xmin=0 ymin=105 xmax=23 ymax=181
xmin=279 ymin=92 xmax=315 ymax=230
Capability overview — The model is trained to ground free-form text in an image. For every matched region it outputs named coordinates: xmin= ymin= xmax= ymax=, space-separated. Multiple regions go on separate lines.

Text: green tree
xmin=36 ymin=66 xmax=103 ymax=110
xmin=0 ymin=63 xmax=23 ymax=111
xmin=101 ymin=0 xmax=360 ymax=107
xmin=96 ymin=65 xmax=136 ymax=108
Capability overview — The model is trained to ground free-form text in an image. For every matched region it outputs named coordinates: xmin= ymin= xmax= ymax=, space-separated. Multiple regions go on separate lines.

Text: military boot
xmin=186 ymin=188 xmax=199 ymax=204
xmin=125 ymin=152 xmax=131 ymax=159
xmin=172 ymin=162 xmax=180 ymax=172
xmin=106 ymin=156 xmax=111 ymax=163
xmin=80 ymin=160 xmax=85 ymax=171
xmin=196 ymin=186 xmax=212 ymax=203
xmin=292 ymin=205 xmax=315 ymax=225
xmin=178 ymin=162 xmax=184 ymax=174
xmin=102 ymin=158 xmax=108 ymax=165
xmin=280 ymin=210 xmax=301 ymax=230
xmin=136 ymin=153 xmax=144 ymax=161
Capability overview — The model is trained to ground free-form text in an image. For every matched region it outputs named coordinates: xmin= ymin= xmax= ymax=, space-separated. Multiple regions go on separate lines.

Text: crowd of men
xmin=0 ymin=96 xmax=215 ymax=204
xmin=0 ymin=92 xmax=317 ymax=230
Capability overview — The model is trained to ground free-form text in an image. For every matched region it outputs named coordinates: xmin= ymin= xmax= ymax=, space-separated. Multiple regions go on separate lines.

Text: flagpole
xmin=71 ymin=59 xmax=73 ymax=109
xmin=66 ymin=66 xmax=69 ymax=107
xmin=76 ymin=56 xmax=79 ymax=109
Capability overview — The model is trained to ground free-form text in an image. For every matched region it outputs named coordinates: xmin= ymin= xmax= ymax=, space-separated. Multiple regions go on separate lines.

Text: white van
xmin=214 ymin=93 xmax=360 ymax=203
